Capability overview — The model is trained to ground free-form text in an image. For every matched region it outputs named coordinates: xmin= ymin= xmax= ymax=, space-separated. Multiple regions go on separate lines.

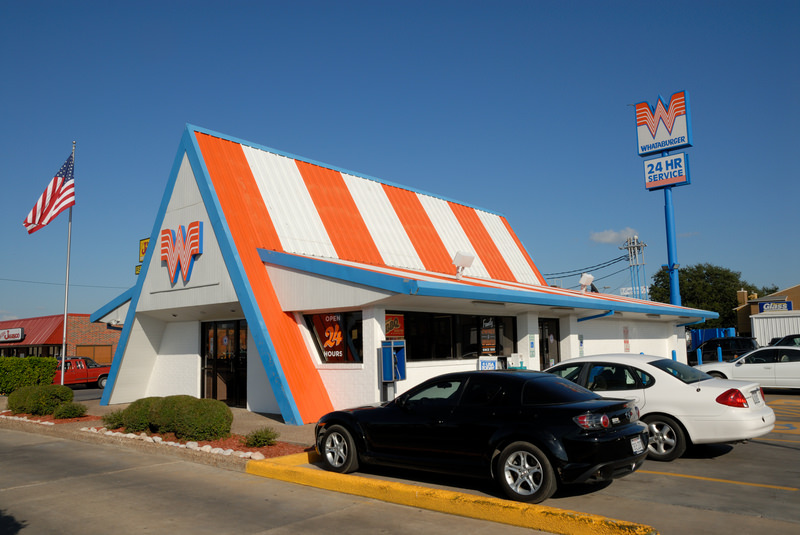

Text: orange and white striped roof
xmin=195 ymin=130 xmax=545 ymax=286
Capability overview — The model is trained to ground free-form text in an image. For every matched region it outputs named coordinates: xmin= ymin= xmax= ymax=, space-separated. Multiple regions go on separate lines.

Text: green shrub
xmin=122 ymin=397 xmax=162 ymax=432
xmin=102 ymin=409 xmax=126 ymax=429
xmin=172 ymin=398 xmax=233 ymax=441
xmin=0 ymin=357 xmax=59 ymax=395
xmin=244 ymin=426 xmax=280 ymax=447
xmin=150 ymin=395 xmax=196 ymax=434
xmin=54 ymin=402 xmax=88 ymax=419
xmin=112 ymin=395 xmax=233 ymax=441
xmin=28 ymin=385 xmax=73 ymax=415
xmin=7 ymin=385 xmax=39 ymax=414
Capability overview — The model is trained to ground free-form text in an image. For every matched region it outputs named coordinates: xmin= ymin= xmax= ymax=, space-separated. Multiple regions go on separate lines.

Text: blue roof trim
xmin=258 ymin=249 xmax=718 ymax=320
xmin=90 ymin=287 xmax=133 ymax=323
xmin=186 ymin=124 xmax=504 ymax=218
xmin=185 ymin=125 xmax=304 ymax=425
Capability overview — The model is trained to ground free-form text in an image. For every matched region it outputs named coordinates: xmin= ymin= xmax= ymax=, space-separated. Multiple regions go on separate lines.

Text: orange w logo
xmin=160 ymin=221 xmax=203 ymax=284
xmin=636 ymin=92 xmax=686 ymax=138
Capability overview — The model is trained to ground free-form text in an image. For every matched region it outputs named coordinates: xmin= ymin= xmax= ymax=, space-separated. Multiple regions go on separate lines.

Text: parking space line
xmin=754 ymin=436 xmax=800 ymax=444
xmin=769 ymin=421 xmax=799 ymax=434
xmin=638 ymin=470 xmax=798 ymax=492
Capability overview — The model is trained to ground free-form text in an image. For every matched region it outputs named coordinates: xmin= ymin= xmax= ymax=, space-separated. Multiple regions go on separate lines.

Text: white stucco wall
xmin=107 ymin=314 xmax=165 ymax=404
xmin=146 ymin=321 xmax=200 ymax=397
xmin=563 ymin=316 xmax=686 ymax=362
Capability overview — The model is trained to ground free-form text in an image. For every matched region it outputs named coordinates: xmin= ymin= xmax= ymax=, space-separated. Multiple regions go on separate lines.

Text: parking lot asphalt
xmin=0 ymin=395 xmax=657 ymax=535
xmin=4 ymin=391 xmax=799 ymax=535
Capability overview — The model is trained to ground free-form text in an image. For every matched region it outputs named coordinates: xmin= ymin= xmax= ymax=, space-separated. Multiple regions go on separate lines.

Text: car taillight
xmin=716 ymin=388 xmax=749 ymax=408
xmin=574 ymin=413 xmax=610 ymax=430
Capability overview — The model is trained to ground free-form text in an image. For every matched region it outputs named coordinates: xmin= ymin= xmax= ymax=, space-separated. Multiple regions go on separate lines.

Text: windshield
xmin=648 ymin=358 xmax=712 ymax=384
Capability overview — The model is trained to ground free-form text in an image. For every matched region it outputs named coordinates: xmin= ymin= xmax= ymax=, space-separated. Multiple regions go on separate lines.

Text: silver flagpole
xmin=59 ymin=141 xmax=75 ymax=385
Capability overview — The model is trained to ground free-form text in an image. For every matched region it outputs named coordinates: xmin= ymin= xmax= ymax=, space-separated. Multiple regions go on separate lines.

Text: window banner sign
xmin=481 ymin=317 xmax=496 ymax=354
xmin=644 ymin=152 xmax=690 ymax=190
xmin=635 ymin=91 xmax=692 ymax=156
xmin=307 ymin=313 xmax=360 ymax=363
xmin=385 ymin=314 xmax=405 ymax=339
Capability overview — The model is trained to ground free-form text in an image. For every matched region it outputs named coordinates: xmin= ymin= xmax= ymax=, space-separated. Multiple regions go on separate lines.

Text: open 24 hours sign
xmin=643 ymin=152 xmax=690 ymax=190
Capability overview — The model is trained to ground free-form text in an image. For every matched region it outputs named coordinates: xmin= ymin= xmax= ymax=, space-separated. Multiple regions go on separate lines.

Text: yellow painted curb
xmin=247 ymin=452 xmax=658 ymax=535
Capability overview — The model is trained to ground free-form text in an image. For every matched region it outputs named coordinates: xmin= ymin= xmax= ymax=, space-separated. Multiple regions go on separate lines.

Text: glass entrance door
xmin=539 ymin=318 xmax=560 ymax=370
xmin=202 ymin=320 xmax=247 ymax=407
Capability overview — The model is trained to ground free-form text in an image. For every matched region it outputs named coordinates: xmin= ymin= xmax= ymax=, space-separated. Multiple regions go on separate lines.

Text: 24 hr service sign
xmin=644 ymin=153 xmax=690 ymax=190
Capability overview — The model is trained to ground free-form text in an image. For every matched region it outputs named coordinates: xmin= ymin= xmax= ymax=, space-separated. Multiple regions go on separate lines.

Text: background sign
xmin=759 ymin=301 xmax=793 ymax=312
xmin=0 ymin=328 xmax=24 ymax=342
xmin=644 ymin=153 xmax=690 ymax=190
xmin=635 ymin=91 xmax=692 ymax=156
xmin=478 ymin=356 xmax=498 ymax=370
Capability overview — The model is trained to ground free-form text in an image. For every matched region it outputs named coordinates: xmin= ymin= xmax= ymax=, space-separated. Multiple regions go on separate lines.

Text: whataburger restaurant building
xmin=94 ymin=125 xmax=717 ymax=425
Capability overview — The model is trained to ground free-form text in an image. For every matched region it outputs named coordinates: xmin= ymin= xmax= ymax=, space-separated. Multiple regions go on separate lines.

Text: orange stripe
xmin=195 ymin=133 xmax=333 ymax=423
xmin=449 ymin=203 xmax=516 ymax=282
xmin=501 ymin=217 xmax=546 ymax=285
xmin=295 ymin=160 xmax=384 ymax=265
xmin=382 ymin=184 xmax=453 ymax=274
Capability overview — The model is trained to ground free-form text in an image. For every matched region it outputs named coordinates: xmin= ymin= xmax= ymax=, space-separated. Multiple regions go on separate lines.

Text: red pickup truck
xmin=53 ymin=357 xmax=111 ymax=389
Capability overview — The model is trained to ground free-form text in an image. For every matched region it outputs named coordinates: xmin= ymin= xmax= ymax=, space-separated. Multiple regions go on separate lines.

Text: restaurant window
xmin=387 ymin=311 xmax=516 ymax=362
xmin=305 ymin=312 xmax=363 ymax=363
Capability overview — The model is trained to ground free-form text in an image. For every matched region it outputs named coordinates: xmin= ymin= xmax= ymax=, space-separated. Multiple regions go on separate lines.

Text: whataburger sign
xmin=636 ymin=91 xmax=693 ymax=190
xmin=635 ymin=91 xmax=692 ymax=156
xmin=160 ymin=221 xmax=203 ymax=284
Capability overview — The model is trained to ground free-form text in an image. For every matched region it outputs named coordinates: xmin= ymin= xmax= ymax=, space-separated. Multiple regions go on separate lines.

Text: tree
xmin=649 ymin=263 xmax=777 ymax=329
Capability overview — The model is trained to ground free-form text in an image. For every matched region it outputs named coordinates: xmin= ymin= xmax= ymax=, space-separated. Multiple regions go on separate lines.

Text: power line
xmin=565 ymin=266 xmax=631 ymax=290
xmin=0 ymin=277 xmax=129 ymax=290
xmin=543 ymin=255 xmax=628 ymax=278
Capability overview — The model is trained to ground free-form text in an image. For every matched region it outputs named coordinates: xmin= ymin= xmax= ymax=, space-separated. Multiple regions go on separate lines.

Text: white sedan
xmin=546 ymin=354 xmax=775 ymax=461
xmin=695 ymin=346 xmax=800 ymax=389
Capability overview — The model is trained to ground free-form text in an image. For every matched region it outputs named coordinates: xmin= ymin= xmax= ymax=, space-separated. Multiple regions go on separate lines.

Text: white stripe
xmin=242 ymin=146 xmax=337 ymax=258
xmin=476 ymin=211 xmax=541 ymax=285
xmin=341 ymin=173 xmax=425 ymax=270
xmin=416 ymin=195 xmax=490 ymax=278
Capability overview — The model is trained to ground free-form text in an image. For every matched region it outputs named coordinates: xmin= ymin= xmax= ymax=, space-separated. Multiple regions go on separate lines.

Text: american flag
xmin=23 ymin=153 xmax=76 ymax=234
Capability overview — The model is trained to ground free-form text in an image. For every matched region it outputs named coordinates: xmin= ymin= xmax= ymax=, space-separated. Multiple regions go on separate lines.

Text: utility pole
xmin=620 ymin=236 xmax=648 ymax=300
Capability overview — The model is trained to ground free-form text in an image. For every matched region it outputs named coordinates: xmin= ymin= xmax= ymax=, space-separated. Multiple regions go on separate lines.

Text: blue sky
xmin=1 ymin=1 xmax=798 ymax=321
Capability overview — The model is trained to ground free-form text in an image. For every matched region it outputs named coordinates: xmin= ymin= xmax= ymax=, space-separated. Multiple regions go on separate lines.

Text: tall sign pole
xmin=634 ymin=91 xmax=693 ymax=306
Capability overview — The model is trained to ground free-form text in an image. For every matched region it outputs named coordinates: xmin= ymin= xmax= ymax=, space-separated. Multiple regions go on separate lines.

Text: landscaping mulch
xmin=1 ymin=410 xmax=312 ymax=459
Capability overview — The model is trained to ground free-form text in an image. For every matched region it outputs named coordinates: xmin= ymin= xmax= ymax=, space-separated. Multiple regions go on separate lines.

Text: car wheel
xmin=496 ymin=442 xmax=556 ymax=503
xmin=643 ymin=414 xmax=686 ymax=461
xmin=708 ymin=371 xmax=726 ymax=379
xmin=97 ymin=376 xmax=107 ymax=389
xmin=321 ymin=424 xmax=359 ymax=474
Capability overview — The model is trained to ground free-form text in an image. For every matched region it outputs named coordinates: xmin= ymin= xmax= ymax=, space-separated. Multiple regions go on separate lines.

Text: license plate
xmin=631 ymin=436 xmax=645 ymax=454
xmin=751 ymin=389 xmax=761 ymax=404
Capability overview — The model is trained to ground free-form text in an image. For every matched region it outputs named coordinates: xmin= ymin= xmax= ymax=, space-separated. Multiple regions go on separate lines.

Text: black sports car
xmin=315 ymin=370 xmax=648 ymax=503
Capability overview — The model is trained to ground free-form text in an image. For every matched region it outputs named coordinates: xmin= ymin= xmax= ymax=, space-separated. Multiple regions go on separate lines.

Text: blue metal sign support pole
xmin=663 ymin=180 xmax=681 ymax=306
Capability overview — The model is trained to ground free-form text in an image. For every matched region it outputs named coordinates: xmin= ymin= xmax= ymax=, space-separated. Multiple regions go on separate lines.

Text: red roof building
xmin=0 ymin=314 xmax=121 ymax=364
